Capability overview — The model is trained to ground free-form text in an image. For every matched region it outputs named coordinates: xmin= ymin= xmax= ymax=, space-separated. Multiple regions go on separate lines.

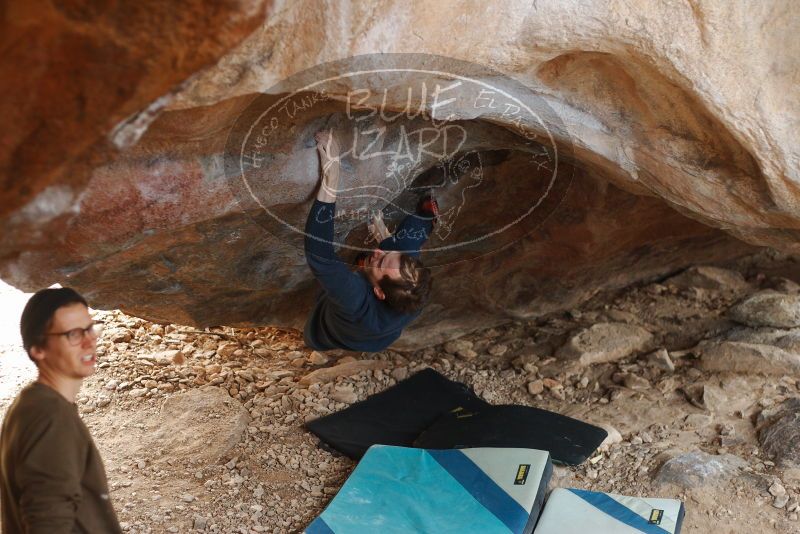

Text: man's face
xmin=366 ymin=249 xmax=404 ymax=283
xmin=30 ymin=303 xmax=98 ymax=380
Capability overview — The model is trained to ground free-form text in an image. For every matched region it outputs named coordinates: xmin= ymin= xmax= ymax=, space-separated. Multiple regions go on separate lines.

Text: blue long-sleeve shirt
xmin=303 ymin=199 xmax=433 ymax=352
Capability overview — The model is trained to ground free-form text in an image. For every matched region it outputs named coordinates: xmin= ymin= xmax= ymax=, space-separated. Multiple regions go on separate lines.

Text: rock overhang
xmin=1 ymin=1 xmax=797 ymax=348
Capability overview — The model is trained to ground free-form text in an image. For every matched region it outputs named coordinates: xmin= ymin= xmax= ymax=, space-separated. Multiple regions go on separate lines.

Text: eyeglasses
xmin=46 ymin=321 xmax=104 ymax=346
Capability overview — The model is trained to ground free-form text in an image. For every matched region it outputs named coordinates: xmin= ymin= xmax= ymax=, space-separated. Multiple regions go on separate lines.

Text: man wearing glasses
xmin=0 ymin=287 xmax=121 ymax=533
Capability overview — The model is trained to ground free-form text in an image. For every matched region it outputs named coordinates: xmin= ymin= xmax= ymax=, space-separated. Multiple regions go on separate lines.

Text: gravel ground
xmin=1 ymin=248 xmax=799 ymax=533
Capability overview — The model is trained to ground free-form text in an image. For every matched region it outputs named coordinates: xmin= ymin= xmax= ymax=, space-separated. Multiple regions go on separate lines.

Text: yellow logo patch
xmin=514 ymin=464 xmax=530 ymax=485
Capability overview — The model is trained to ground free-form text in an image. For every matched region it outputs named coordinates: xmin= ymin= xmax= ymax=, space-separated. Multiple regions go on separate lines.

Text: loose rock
xmin=654 ymin=451 xmax=748 ymax=488
xmin=664 ymin=266 xmax=750 ymax=293
xmin=727 ymin=290 xmax=800 ymax=328
xmin=527 ymin=380 xmax=544 ymax=395
xmin=556 ymin=322 xmax=653 ymax=366
xmin=758 ymin=398 xmax=800 ymax=467
xmin=331 ymin=386 xmax=358 ymax=404
xmin=697 ymin=340 xmax=800 ymax=375
xmin=309 ymin=351 xmax=329 ymax=365
xmin=644 ymin=348 xmax=675 ymax=372
xmin=299 ymin=359 xmax=391 ymax=386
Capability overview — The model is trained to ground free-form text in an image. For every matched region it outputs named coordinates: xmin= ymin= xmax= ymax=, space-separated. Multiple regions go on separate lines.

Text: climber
xmin=1 ymin=287 xmax=122 ymax=533
xmin=303 ymin=130 xmax=437 ymax=352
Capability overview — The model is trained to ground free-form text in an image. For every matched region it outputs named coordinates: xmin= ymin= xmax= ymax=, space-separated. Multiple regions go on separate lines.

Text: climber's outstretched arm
xmin=304 ymin=132 xmax=369 ymax=316
xmin=378 ymin=195 xmax=438 ymax=258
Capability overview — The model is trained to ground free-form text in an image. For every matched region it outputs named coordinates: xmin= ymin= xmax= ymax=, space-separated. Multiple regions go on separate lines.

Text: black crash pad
xmin=413 ymin=404 xmax=608 ymax=465
xmin=305 ymin=368 xmax=489 ymax=459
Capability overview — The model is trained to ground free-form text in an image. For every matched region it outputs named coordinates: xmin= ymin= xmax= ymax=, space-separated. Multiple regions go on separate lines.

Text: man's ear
xmin=373 ymin=285 xmax=386 ymax=300
xmin=29 ymin=345 xmax=46 ymax=365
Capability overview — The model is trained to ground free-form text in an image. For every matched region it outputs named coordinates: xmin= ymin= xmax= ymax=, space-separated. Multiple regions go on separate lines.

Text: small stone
xmin=523 ymin=363 xmax=539 ymax=374
xmin=527 ymin=380 xmax=544 ymax=395
xmin=768 ymin=482 xmax=786 ymax=496
xmin=180 ymin=493 xmax=195 ymax=503
xmin=702 ymin=384 xmax=729 ymax=413
xmin=193 ymin=515 xmax=208 ymax=530
xmin=542 ymin=378 xmax=561 ymax=389
xmin=787 ymin=500 xmax=799 ymax=513
xmin=391 ymin=367 xmax=409 ymax=381
xmin=488 ymin=344 xmax=508 ymax=356
xmin=129 ymin=387 xmax=147 ymax=398
xmin=644 ymin=348 xmax=675 ymax=372
xmin=624 ymin=374 xmax=650 ymax=391
xmin=541 ymin=378 xmax=565 ymax=400
xmin=268 ymin=370 xmax=294 ymax=379
xmin=598 ymin=424 xmax=622 ymax=450
xmin=290 ymin=357 xmax=306 ymax=368
xmin=216 ymin=343 xmax=239 ymax=358
xmin=309 ymin=351 xmax=329 ymax=365
xmin=137 ymin=350 xmax=181 ymax=366
xmin=112 ymin=331 xmax=132 ymax=343
xmin=683 ymin=413 xmax=713 ymax=429
xmin=331 ymin=386 xmax=358 ymax=404
xmin=104 ymin=379 xmax=120 ymax=391
xmin=456 ymin=348 xmax=478 ymax=361
xmin=443 ymin=339 xmax=473 ymax=356
xmin=300 ymin=359 xmax=390 ymax=385
xmin=773 ymin=494 xmax=789 ymax=508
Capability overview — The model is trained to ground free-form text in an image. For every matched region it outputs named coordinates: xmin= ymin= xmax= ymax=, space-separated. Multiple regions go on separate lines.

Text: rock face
xmin=0 ymin=0 xmax=269 ymax=218
xmin=1 ymin=1 xmax=798 ymax=347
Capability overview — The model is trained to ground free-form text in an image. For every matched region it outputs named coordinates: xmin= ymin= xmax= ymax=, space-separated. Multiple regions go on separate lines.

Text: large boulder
xmin=654 ymin=451 xmax=748 ymax=489
xmin=697 ymin=320 xmax=800 ymax=375
xmin=697 ymin=340 xmax=800 ymax=376
xmin=1 ymin=1 xmax=797 ymax=347
xmin=758 ymin=398 xmax=800 ymax=467
xmin=728 ymin=290 xmax=800 ymax=328
xmin=556 ymin=322 xmax=654 ymax=366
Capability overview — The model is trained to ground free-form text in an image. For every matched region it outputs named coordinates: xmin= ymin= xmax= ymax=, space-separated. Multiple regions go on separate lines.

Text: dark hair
xmin=378 ymin=254 xmax=432 ymax=314
xmin=20 ymin=287 xmax=87 ymax=361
